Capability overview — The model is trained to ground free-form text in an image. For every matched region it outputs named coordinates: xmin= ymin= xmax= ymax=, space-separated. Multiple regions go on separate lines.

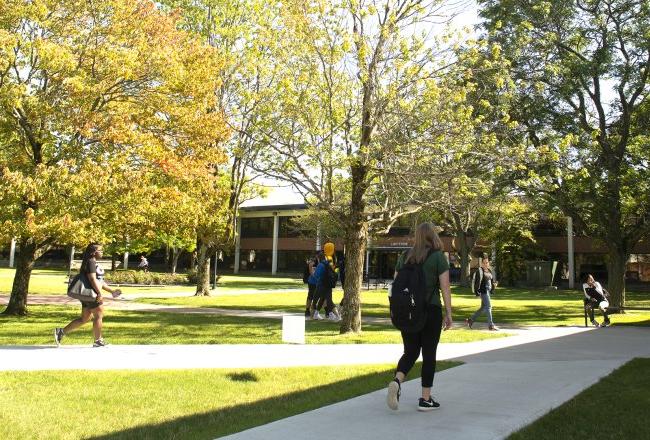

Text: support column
xmin=9 ymin=238 xmax=16 ymax=268
xmin=234 ymin=217 xmax=241 ymax=274
xmin=68 ymin=246 xmax=75 ymax=277
xmin=568 ymin=216 xmax=575 ymax=289
xmin=316 ymin=225 xmax=321 ymax=251
xmin=123 ymin=252 xmax=129 ymax=270
xmin=272 ymin=213 xmax=279 ymax=275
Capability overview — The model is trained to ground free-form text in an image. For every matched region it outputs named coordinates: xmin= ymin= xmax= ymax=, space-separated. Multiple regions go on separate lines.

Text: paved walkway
xmin=0 ymin=326 xmax=585 ymax=371
xmin=2 ymin=294 xmax=648 ymax=439
xmin=220 ymin=326 xmax=649 ymax=440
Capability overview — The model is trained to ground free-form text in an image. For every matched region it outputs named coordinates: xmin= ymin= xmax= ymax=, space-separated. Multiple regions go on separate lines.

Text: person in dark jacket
xmin=466 ymin=256 xmax=499 ymax=331
xmin=583 ymin=274 xmax=611 ymax=327
xmin=304 ymin=252 xmax=320 ymax=317
xmin=311 ymin=243 xmax=340 ymax=321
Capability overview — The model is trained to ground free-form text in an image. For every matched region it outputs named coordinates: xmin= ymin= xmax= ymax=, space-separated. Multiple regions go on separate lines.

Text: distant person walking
xmin=387 ymin=222 xmax=453 ymax=411
xmin=54 ymin=243 xmax=122 ymax=347
xmin=311 ymin=242 xmax=340 ymax=321
xmin=466 ymin=256 xmax=499 ymax=331
xmin=138 ymin=255 xmax=149 ymax=272
xmin=583 ymin=274 xmax=611 ymax=327
xmin=303 ymin=252 xmax=320 ymax=317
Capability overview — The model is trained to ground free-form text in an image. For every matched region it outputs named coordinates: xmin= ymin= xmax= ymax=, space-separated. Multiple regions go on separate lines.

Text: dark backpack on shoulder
xmin=326 ymin=263 xmax=338 ymax=288
xmin=302 ymin=261 xmax=311 ymax=284
xmin=389 ymin=251 xmax=431 ymax=333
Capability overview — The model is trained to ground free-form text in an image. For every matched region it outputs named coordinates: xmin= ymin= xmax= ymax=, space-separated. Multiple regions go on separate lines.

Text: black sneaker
xmin=418 ymin=397 xmax=441 ymax=411
xmin=93 ymin=338 xmax=107 ymax=347
xmin=54 ymin=328 xmax=64 ymax=346
xmin=602 ymin=320 xmax=611 ymax=327
xmin=591 ymin=320 xmax=600 ymax=328
xmin=386 ymin=378 xmax=401 ymax=411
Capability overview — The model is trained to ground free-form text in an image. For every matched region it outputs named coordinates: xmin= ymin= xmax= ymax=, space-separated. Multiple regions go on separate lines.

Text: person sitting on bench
xmin=582 ymin=274 xmax=611 ymax=328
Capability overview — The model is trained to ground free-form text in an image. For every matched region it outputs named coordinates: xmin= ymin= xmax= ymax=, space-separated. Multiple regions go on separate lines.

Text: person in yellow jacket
xmin=310 ymin=242 xmax=341 ymax=321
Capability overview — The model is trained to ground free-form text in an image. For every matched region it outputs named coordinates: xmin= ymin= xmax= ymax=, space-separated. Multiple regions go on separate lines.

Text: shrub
xmin=104 ymin=270 xmax=190 ymax=285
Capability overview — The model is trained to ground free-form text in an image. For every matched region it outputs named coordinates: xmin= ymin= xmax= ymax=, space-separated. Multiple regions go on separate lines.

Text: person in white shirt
xmin=138 ymin=255 xmax=149 ymax=272
xmin=582 ymin=274 xmax=611 ymax=327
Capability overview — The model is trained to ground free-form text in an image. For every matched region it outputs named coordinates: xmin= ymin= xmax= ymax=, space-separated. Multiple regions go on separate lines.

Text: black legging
xmin=396 ymin=305 xmax=443 ymax=388
xmin=313 ymin=285 xmax=334 ymax=314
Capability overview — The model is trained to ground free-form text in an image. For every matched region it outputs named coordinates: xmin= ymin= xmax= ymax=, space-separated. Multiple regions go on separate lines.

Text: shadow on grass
xmin=87 ymin=362 xmax=459 ymax=440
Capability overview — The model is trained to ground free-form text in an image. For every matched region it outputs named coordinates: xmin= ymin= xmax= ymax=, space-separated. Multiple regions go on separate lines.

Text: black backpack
xmin=389 ymin=251 xmax=431 ymax=333
xmin=302 ymin=261 xmax=311 ymax=284
xmin=325 ymin=262 xmax=338 ymax=288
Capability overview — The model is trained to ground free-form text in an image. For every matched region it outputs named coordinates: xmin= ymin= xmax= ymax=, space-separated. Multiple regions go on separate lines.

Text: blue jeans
xmin=471 ymin=292 xmax=493 ymax=326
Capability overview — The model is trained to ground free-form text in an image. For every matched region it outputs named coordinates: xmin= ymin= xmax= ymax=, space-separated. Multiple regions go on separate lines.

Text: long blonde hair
xmin=406 ymin=222 xmax=443 ymax=264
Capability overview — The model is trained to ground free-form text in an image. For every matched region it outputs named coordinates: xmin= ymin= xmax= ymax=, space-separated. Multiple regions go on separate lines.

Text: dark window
xmin=277 ymin=250 xmax=313 ymax=272
xmin=386 ymin=226 xmax=411 ymax=236
xmin=241 ymin=217 xmax=274 ymax=238
xmin=278 ymin=216 xmax=307 ymax=238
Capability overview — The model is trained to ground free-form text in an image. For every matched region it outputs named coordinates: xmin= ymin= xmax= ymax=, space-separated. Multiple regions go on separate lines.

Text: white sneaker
xmin=327 ymin=312 xmax=338 ymax=321
xmin=313 ymin=311 xmax=323 ymax=320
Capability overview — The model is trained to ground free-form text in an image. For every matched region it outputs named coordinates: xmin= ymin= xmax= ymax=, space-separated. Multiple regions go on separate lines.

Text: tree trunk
xmin=195 ymin=240 xmax=212 ymax=296
xmin=171 ymin=247 xmax=180 ymax=275
xmin=340 ymin=223 xmax=368 ymax=333
xmin=457 ymin=230 xmax=473 ymax=287
xmin=339 ymin=163 xmax=369 ymax=334
xmin=164 ymin=243 xmax=171 ymax=272
xmin=2 ymin=240 xmax=38 ymax=316
xmin=607 ymin=249 xmax=628 ymax=309
xmin=111 ymin=253 xmax=117 ymax=271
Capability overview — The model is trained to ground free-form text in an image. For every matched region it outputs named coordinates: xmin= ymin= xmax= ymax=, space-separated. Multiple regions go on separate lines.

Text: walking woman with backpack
xmin=465 ymin=256 xmax=499 ymax=331
xmin=54 ymin=243 xmax=122 ymax=347
xmin=387 ymin=222 xmax=453 ymax=411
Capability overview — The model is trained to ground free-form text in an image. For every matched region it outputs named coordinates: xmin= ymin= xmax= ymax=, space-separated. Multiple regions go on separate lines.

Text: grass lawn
xmin=508 ymin=358 xmax=650 ymax=440
xmin=0 ymin=268 xmax=304 ymax=296
xmin=0 ymin=305 xmax=506 ymax=345
xmin=135 ymin=286 xmax=650 ymax=327
xmin=0 ymin=360 xmax=461 ymax=440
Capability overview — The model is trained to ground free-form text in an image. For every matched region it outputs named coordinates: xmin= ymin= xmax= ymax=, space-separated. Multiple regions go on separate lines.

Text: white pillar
xmin=567 ymin=216 xmax=575 ymax=289
xmin=9 ymin=238 xmax=16 ymax=268
xmin=365 ymin=250 xmax=370 ymax=279
xmin=123 ymin=252 xmax=129 ymax=270
xmin=272 ymin=213 xmax=279 ymax=275
xmin=234 ymin=217 xmax=241 ymax=274
xmin=68 ymin=246 xmax=75 ymax=276
xmin=316 ymin=225 xmax=321 ymax=251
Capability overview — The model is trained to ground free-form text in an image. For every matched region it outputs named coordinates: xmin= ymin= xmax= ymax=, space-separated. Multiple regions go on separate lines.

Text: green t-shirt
xmin=395 ymin=249 xmax=449 ymax=307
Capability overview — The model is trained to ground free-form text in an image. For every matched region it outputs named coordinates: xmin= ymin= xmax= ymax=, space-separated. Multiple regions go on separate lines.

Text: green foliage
xmin=478 ymin=0 xmax=650 ymax=304
xmin=103 ymin=270 xmax=191 ymax=286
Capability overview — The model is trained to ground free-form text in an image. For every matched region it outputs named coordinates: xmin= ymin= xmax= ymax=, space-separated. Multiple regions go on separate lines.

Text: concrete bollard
xmin=282 ymin=315 xmax=305 ymax=344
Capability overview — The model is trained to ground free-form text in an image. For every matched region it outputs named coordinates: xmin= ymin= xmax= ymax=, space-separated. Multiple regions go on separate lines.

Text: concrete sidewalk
xmin=0 ymin=326 xmax=586 ymax=371
xmin=1 ymin=326 xmax=647 ymax=440
xmin=220 ymin=326 xmax=650 ymax=440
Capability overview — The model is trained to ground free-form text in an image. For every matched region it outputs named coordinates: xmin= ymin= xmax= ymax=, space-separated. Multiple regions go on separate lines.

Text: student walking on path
xmin=387 ymin=222 xmax=453 ymax=412
xmin=304 ymin=252 xmax=320 ymax=318
xmin=311 ymin=243 xmax=340 ymax=321
xmin=54 ymin=243 xmax=122 ymax=347
xmin=466 ymin=256 xmax=499 ymax=331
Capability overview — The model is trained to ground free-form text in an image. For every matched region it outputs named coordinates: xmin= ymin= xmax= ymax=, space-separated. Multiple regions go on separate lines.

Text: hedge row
xmin=103 ymin=270 xmax=190 ymax=285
